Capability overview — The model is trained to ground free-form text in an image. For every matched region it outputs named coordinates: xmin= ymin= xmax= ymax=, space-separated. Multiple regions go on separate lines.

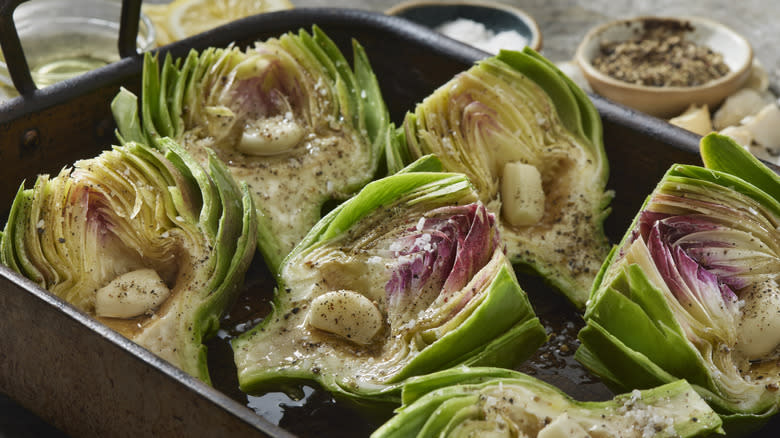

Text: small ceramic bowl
xmin=576 ymin=16 xmax=753 ymax=118
xmin=386 ymin=0 xmax=542 ymax=53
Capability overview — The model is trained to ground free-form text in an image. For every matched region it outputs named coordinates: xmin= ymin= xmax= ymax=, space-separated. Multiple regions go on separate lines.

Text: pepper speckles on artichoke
xmin=111 ymin=26 xmax=390 ymax=274
xmin=232 ymin=159 xmax=547 ymax=404
xmin=391 ymin=48 xmax=612 ymax=308
xmin=0 ymin=139 xmax=256 ymax=383
xmin=577 ymin=134 xmax=780 ymax=429
xmin=372 ymin=367 xmax=722 ymax=438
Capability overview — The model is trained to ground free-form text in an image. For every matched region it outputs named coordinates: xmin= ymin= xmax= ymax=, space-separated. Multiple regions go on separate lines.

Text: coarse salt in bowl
xmin=386 ymin=0 xmax=542 ymax=54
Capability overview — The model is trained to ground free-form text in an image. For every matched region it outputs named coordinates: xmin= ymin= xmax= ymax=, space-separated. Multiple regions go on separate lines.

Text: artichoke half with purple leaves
xmin=111 ymin=26 xmax=389 ymax=273
xmin=372 ymin=367 xmax=723 ymax=438
xmin=0 ymin=138 xmax=257 ymax=383
xmin=391 ymin=48 xmax=612 ymax=308
xmin=232 ymin=157 xmax=547 ymax=404
xmin=577 ymin=134 xmax=780 ymax=429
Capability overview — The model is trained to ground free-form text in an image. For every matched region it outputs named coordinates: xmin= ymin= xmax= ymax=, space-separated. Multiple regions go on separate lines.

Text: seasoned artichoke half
xmin=372 ymin=367 xmax=723 ymax=438
xmin=0 ymin=138 xmax=257 ymax=382
xmin=577 ymin=134 xmax=780 ymax=423
xmin=111 ymin=26 xmax=389 ymax=273
xmin=232 ymin=163 xmax=547 ymax=403
xmin=393 ymin=48 xmax=611 ymax=308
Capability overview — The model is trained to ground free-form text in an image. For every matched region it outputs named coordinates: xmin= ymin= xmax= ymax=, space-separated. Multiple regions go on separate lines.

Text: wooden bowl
xmin=576 ymin=16 xmax=752 ymax=118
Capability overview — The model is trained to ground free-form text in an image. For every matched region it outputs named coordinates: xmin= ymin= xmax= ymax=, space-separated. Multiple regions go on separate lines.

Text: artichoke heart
xmin=0 ymin=139 xmax=257 ymax=383
xmin=372 ymin=367 xmax=723 ymax=438
xmin=393 ymin=48 xmax=612 ymax=308
xmin=111 ymin=26 xmax=390 ymax=273
xmin=232 ymin=165 xmax=547 ymax=403
xmin=577 ymin=134 xmax=780 ymax=426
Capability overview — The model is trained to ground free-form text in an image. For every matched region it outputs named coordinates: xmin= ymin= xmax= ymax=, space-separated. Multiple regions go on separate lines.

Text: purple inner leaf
xmin=385 ymin=202 xmax=500 ymax=309
xmin=640 ymin=210 xmax=739 ymax=306
xmin=231 ymin=56 xmax=306 ymax=120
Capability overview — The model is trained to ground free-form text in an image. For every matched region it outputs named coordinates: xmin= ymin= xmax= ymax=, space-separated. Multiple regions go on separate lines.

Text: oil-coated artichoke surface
xmin=578 ymin=134 xmax=780 ymax=427
xmin=0 ymin=139 xmax=256 ymax=382
xmin=394 ymin=48 xmax=611 ymax=308
xmin=372 ymin=367 xmax=722 ymax=438
xmin=232 ymin=166 xmax=546 ymax=403
xmin=112 ymin=27 xmax=389 ymax=273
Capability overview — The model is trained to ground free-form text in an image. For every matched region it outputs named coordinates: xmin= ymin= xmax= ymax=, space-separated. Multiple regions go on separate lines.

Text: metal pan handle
xmin=0 ymin=0 xmax=145 ymax=96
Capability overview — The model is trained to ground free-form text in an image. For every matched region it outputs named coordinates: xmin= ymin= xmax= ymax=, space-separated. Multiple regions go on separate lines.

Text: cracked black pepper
xmin=592 ymin=20 xmax=731 ymax=87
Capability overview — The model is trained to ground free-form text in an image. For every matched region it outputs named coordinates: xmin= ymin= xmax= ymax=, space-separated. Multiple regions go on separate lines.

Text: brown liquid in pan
xmin=206 ymin=256 xmax=613 ymax=437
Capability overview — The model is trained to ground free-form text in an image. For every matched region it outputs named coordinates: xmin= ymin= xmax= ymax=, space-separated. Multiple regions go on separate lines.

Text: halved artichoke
xmin=391 ymin=48 xmax=612 ymax=308
xmin=577 ymin=134 xmax=780 ymax=427
xmin=0 ymin=138 xmax=256 ymax=382
xmin=111 ymin=26 xmax=389 ymax=273
xmin=372 ymin=367 xmax=723 ymax=438
xmin=232 ymin=158 xmax=547 ymax=403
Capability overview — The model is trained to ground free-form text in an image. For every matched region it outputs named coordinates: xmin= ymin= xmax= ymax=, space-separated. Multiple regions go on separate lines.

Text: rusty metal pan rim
xmin=0 ymin=261 xmax=296 ymax=437
xmin=0 ymin=6 xmax=708 ymax=161
xmin=0 ymin=7 xmax=487 ymax=122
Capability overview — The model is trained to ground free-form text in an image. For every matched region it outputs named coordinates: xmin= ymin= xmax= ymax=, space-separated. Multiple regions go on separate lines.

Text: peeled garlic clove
xmin=501 ymin=162 xmax=545 ymax=227
xmin=712 ymin=89 xmax=765 ymax=130
xmin=238 ymin=114 xmax=304 ymax=156
xmin=669 ymin=104 xmax=712 ymax=136
xmin=538 ymin=413 xmax=590 ymax=438
xmin=307 ymin=290 xmax=383 ymax=345
xmin=742 ymin=103 xmax=780 ymax=153
xmin=742 ymin=59 xmax=769 ymax=94
xmin=735 ymin=280 xmax=780 ymax=360
xmin=719 ymin=125 xmax=754 ymax=149
xmin=95 ymin=269 xmax=171 ymax=319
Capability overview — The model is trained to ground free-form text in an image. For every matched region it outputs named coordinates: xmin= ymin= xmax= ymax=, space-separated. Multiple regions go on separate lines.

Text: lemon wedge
xmin=142 ymin=3 xmax=175 ymax=46
xmin=144 ymin=0 xmax=294 ymax=46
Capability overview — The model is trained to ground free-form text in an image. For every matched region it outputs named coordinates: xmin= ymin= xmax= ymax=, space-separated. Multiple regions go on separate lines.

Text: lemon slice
xmin=142 ymin=3 xmax=175 ymax=46
xmin=165 ymin=0 xmax=294 ymax=42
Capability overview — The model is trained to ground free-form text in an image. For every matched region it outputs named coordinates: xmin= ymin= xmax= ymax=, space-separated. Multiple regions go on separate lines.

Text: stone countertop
xmin=1 ymin=1 xmax=777 ymax=437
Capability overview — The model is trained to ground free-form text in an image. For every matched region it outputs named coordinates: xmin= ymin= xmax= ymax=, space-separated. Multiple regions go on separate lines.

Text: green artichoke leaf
xmin=394 ymin=47 xmax=612 ymax=308
xmin=578 ymin=136 xmax=780 ymax=424
xmin=373 ymin=367 xmax=723 ymax=438
xmin=700 ymin=133 xmax=780 ymax=201
xmin=111 ymin=26 xmax=390 ymax=274
xmin=232 ymin=167 xmax=546 ymax=404
xmin=0 ymin=139 xmax=257 ymax=383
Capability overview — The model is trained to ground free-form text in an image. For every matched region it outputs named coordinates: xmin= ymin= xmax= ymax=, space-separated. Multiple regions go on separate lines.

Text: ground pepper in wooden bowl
xmin=592 ymin=20 xmax=730 ymax=87
xmin=575 ymin=16 xmax=753 ymax=117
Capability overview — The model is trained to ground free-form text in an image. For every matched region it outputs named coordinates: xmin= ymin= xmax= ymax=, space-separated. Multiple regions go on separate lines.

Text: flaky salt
xmin=435 ymin=18 xmax=528 ymax=54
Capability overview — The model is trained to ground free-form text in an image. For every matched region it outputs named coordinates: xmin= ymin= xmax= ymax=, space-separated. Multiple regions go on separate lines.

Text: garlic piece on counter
xmin=501 ymin=162 xmax=545 ymax=227
xmin=742 ymin=59 xmax=770 ymax=94
xmin=719 ymin=125 xmax=754 ymax=149
xmin=238 ymin=114 xmax=305 ymax=156
xmin=742 ymin=103 xmax=780 ymax=153
xmin=307 ymin=290 xmax=383 ymax=345
xmin=712 ymin=88 xmax=766 ymax=130
xmin=537 ymin=413 xmax=590 ymax=438
xmin=735 ymin=279 xmax=780 ymax=361
xmin=669 ymin=104 xmax=712 ymax=136
xmin=95 ymin=269 xmax=171 ymax=319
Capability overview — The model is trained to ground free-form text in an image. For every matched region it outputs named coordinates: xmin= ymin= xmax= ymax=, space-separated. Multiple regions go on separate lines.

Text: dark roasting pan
xmin=0 ymin=3 xmax=777 ymax=437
